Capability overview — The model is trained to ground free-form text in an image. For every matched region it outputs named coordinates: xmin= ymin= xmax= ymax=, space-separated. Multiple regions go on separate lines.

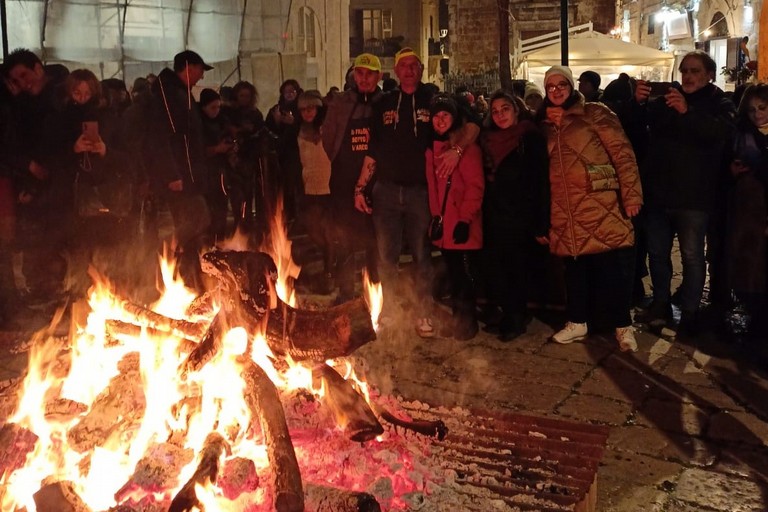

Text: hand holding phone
xmin=82 ymin=121 xmax=100 ymax=143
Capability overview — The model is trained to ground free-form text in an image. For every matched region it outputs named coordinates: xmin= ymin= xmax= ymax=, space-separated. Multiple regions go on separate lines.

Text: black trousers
xmin=562 ymin=246 xmax=635 ymax=330
xmin=484 ymin=228 xmax=529 ymax=328
xmin=442 ymin=249 xmax=479 ymax=319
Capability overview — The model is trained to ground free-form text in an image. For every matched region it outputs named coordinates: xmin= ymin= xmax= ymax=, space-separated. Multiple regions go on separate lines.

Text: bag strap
xmin=439 ymin=175 xmax=453 ymax=217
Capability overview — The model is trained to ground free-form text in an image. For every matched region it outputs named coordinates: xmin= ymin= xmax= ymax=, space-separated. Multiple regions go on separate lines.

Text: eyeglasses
xmin=546 ymin=82 xmax=571 ymax=93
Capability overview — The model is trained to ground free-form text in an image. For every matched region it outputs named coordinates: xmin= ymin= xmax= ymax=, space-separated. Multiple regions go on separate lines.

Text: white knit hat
xmin=544 ymin=65 xmax=575 ymax=89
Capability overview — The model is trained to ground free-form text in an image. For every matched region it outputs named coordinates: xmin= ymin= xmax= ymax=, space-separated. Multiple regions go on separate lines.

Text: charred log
xmin=118 ymin=301 xmax=209 ymax=341
xmin=379 ymin=409 xmax=448 ymax=441
xmin=313 ymin=364 xmax=383 ymax=442
xmin=0 ymin=423 xmax=39 ymax=479
xmin=168 ymin=432 xmax=231 ymax=512
xmin=241 ymin=359 xmax=304 ymax=512
xmin=267 ymin=297 xmax=376 ymax=361
xmin=33 ymin=480 xmax=91 ymax=512
xmin=181 ymin=315 xmax=223 ymax=376
xmin=305 ymin=483 xmax=381 ymax=512
xmin=105 ymin=320 xmax=198 ymax=353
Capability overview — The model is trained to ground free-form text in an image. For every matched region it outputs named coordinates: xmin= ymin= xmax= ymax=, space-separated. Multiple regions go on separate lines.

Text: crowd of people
xmin=0 ymin=46 xmax=766 ymax=349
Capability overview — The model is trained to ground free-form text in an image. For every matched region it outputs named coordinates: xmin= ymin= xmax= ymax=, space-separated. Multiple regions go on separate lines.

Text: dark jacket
xmin=481 ymin=129 xmax=550 ymax=237
xmin=145 ymin=67 xmax=208 ymax=194
xmin=322 ymin=87 xmax=382 ymax=164
xmin=639 ymin=83 xmax=735 ymax=211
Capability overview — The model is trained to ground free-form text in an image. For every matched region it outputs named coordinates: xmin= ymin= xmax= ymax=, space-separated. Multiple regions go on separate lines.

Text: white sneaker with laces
xmin=616 ymin=326 xmax=638 ymax=352
xmin=415 ymin=317 xmax=435 ymax=338
xmin=551 ymin=322 xmax=588 ymax=344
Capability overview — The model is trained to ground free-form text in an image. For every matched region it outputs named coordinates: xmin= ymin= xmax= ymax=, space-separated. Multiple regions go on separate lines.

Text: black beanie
xmin=429 ymin=93 xmax=459 ymax=119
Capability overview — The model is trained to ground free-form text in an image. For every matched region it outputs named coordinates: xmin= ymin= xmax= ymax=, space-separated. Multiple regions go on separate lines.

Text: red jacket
xmin=426 ymin=140 xmax=484 ymax=250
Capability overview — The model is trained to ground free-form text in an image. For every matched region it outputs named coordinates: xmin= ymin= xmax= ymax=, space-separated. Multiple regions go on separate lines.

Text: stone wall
xmin=448 ymin=0 xmax=616 ymax=74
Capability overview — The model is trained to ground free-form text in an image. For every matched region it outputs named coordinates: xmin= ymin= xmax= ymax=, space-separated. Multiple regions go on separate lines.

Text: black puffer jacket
xmin=145 ymin=67 xmax=208 ymax=194
xmin=640 ymin=83 xmax=735 ymax=211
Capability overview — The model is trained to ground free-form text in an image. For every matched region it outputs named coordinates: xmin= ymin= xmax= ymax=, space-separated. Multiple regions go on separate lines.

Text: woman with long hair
xmin=479 ymin=90 xmax=550 ymax=341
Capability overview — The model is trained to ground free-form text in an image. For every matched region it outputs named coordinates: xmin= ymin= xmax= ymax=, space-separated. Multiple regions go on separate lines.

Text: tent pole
xmin=560 ymin=0 xmax=568 ymax=66
xmin=237 ymin=0 xmax=248 ymax=82
xmin=185 ymin=0 xmax=194 ymax=49
xmin=1 ymin=0 xmax=8 ymax=59
xmin=41 ymin=0 xmax=49 ymax=62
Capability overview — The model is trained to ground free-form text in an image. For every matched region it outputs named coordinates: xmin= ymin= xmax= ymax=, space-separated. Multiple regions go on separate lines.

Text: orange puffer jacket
xmin=541 ymin=97 xmax=643 ymax=257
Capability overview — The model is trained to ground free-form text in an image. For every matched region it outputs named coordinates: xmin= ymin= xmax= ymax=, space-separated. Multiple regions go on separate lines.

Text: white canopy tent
xmin=517 ymin=31 xmax=676 ymax=90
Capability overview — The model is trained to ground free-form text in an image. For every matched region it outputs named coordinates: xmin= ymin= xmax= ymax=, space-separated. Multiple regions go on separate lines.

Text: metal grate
xmin=400 ymin=404 xmax=609 ymax=512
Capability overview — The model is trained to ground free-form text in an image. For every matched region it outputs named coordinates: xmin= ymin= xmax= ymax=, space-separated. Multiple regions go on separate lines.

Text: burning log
xmin=313 ymin=363 xmax=383 ymax=442
xmin=241 ymin=359 xmax=304 ymax=512
xmin=168 ymin=432 xmax=230 ymax=512
xmin=181 ymin=315 xmax=223 ymax=376
xmin=379 ymin=409 xmax=448 ymax=441
xmin=0 ymin=423 xmax=39 ymax=478
xmin=267 ymin=297 xmax=377 ymax=361
xmin=33 ymin=480 xmax=91 ymax=512
xmin=118 ymin=301 xmax=209 ymax=341
xmin=105 ymin=320 xmax=198 ymax=352
xmin=305 ymin=483 xmax=381 ymax=512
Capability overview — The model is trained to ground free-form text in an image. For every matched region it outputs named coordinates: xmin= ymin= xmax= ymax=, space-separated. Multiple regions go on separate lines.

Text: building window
xmin=362 ymin=9 xmax=392 ymax=40
xmin=298 ymin=6 xmax=317 ymax=58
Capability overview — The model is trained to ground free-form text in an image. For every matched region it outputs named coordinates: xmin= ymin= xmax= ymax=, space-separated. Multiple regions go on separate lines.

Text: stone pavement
xmin=354 ymin=308 xmax=768 ymax=512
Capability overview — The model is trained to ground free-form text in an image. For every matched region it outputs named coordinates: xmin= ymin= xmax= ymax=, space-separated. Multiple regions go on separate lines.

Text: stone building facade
xmin=446 ymin=0 xmax=616 ymax=74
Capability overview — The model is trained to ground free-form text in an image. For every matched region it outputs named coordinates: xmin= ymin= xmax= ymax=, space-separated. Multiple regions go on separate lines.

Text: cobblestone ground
xmin=1 ymin=241 xmax=766 ymax=511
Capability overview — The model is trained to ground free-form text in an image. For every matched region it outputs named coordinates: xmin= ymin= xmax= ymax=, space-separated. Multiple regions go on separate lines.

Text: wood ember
xmin=169 ymin=432 xmax=231 ymax=512
xmin=305 ymin=483 xmax=382 ymax=512
xmin=219 ymin=456 xmax=260 ymax=500
xmin=114 ymin=443 xmax=194 ymax=503
xmin=379 ymin=409 xmax=448 ymax=440
xmin=313 ymin=363 xmax=383 ymax=442
xmin=33 ymin=480 xmax=91 ymax=512
xmin=181 ymin=315 xmax=223 ymax=376
xmin=68 ymin=352 xmax=146 ymax=453
xmin=44 ymin=398 xmax=88 ymax=420
xmin=241 ymin=359 xmax=304 ymax=512
xmin=0 ymin=423 xmax=39 ymax=478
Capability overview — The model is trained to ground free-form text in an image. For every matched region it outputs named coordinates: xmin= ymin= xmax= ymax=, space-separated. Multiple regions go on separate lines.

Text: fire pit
xmin=0 ymin=208 xmax=608 ymax=511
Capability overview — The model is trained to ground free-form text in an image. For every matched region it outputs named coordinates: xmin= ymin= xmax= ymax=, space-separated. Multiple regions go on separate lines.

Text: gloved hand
xmin=452 ymin=221 xmax=470 ymax=244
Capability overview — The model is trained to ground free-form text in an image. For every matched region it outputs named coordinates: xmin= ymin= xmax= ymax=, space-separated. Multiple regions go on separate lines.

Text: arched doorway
xmin=708 ymin=11 xmax=729 ymax=38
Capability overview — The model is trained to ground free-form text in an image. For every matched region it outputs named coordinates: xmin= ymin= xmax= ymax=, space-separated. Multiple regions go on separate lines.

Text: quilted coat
xmin=541 ymin=96 xmax=643 ymax=257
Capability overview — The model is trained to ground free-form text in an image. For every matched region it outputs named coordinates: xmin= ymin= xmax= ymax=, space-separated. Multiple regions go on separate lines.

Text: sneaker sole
xmin=551 ymin=335 xmax=586 ymax=344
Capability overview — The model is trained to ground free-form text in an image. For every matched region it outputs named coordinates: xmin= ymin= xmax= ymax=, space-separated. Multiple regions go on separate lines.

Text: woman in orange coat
xmin=426 ymin=94 xmax=484 ymax=339
xmin=539 ymin=66 xmax=643 ymax=352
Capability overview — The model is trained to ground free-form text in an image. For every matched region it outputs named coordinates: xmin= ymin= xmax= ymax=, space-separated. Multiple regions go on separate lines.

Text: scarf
xmin=481 ymin=120 xmax=537 ymax=171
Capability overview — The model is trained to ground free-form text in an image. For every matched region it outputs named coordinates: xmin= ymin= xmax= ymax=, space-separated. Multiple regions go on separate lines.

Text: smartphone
xmin=82 ymin=121 xmax=100 ymax=142
xmin=648 ymin=82 xmax=676 ymax=98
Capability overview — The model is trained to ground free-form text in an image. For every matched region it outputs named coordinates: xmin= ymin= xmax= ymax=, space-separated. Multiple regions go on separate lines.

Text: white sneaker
xmin=551 ymin=322 xmax=588 ymax=344
xmin=415 ymin=317 xmax=435 ymax=338
xmin=616 ymin=326 xmax=638 ymax=352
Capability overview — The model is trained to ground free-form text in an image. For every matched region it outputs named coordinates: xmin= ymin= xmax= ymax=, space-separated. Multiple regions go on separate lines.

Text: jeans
xmin=371 ymin=180 xmax=433 ymax=317
xmin=645 ymin=207 xmax=709 ymax=313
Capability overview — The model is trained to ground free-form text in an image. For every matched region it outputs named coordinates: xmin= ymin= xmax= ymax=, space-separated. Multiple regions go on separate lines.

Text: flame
xmin=1 ymin=199 xmax=429 ymax=511
xmin=362 ymin=269 xmax=383 ymax=332
xmin=260 ymin=194 xmax=300 ymax=307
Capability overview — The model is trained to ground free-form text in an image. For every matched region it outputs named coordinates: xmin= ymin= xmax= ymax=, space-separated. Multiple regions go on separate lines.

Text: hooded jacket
xmin=145 ymin=67 xmax=207 ymax=194
xmin=541 ymin=94 xmax=643 ymax=257
xmin=322 ymin=86 xmax=382 ymax=164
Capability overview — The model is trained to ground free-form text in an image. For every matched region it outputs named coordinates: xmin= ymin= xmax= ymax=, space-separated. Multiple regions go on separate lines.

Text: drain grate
xmin=400 ymin=404 xmax=609 ymax=512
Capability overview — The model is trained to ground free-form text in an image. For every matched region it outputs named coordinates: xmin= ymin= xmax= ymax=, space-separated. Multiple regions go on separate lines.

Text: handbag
xmin=429 ymin=174 xmax=452 ymax=241
xmin=586 ymin=164 xmax=620 ymax=192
